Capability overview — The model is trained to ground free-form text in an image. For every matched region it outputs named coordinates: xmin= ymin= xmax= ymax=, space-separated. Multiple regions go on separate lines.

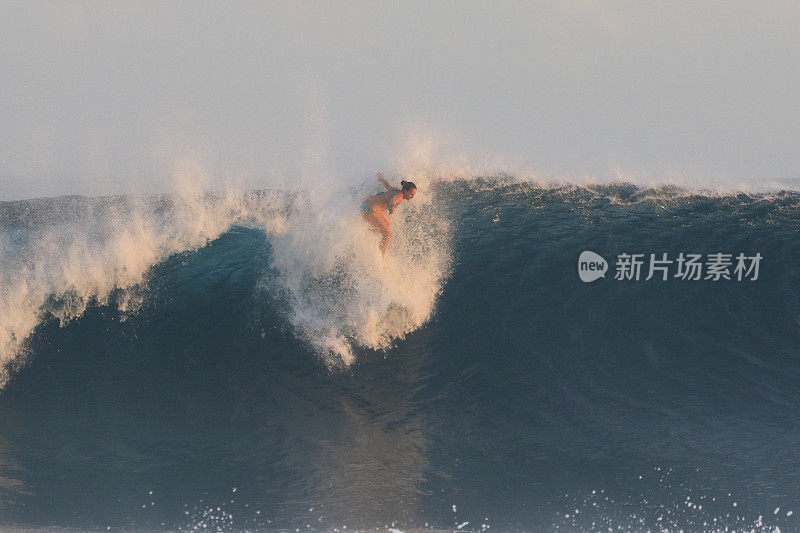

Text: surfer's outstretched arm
xmin=377 ymin=172 xmax=401 ymax=192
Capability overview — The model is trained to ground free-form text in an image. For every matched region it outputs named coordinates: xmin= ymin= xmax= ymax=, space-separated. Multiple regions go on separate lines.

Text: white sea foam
xmin=261 ymin=171 xmax=451 ymax=366
xmin=0 ymin=170 xmax=452 ymax=386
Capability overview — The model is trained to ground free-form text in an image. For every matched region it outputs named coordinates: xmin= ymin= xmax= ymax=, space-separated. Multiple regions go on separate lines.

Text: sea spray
xmin=260 ymin=180 xmax=452 ymax=366
xmin=0 ymin=178 xmax=453 ymax=384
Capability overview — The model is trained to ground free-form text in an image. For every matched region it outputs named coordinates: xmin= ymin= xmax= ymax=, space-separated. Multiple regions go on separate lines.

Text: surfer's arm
xmin=377 ymin=172 xmax=400 ymax=192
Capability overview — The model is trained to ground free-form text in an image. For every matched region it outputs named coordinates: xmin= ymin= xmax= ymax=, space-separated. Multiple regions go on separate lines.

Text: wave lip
xmin=0 ymin=190 xmax=290 ymax=388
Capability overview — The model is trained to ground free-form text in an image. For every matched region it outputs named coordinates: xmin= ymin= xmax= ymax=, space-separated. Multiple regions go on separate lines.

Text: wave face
xmin=0 ymin=177 xmax=799 ymax=531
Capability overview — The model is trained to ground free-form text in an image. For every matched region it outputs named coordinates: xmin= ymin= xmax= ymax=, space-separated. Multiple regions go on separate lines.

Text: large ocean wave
xmin=0 ymin=175 xmax=799 ymax=531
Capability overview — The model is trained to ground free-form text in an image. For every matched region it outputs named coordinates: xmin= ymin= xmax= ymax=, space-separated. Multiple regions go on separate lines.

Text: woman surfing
xmin=361 ymin=172 xmax=417 ymax=255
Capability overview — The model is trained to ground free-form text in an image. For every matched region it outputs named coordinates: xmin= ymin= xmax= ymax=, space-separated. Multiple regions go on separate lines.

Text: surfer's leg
xmin=377 ymin=214 xmax=392 ymax=255
xmin=379 ymin=225 xmax=391 ymax=255
xmin=363 ymin=211 xmax=391 ymax=255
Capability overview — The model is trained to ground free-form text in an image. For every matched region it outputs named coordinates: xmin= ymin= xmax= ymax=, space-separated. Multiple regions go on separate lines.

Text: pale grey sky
xmin=1 ymin=1 xmax=799 ymax=199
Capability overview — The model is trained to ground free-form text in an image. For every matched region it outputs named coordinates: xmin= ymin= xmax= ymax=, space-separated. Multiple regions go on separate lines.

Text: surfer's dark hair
xmin=400 ymin=180 xmax=417 ymax=191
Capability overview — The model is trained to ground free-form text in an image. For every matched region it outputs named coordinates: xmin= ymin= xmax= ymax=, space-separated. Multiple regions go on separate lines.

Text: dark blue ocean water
xmin=0 ymin=179 xmax=799 ymax=532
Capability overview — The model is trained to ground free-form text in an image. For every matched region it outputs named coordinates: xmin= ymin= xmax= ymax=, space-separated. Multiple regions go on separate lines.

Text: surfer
xmin=361 ymin=172 xmax=417 ymax=255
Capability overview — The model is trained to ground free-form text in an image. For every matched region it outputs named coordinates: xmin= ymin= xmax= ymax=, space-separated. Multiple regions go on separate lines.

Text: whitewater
xmin=0 ymin=174 xmax=452 ymax=385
